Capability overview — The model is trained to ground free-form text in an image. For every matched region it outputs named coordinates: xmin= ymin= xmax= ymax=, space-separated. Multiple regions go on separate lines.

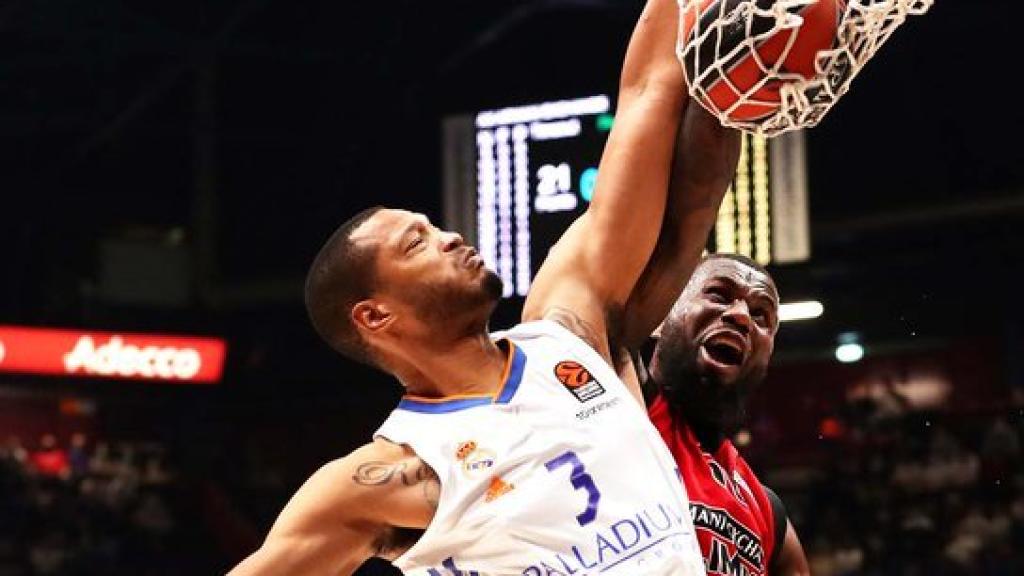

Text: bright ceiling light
xmin=835 ymin=343 xmax=865 ymax=363
xmin=779 ymin=300 xmax=824 ymax=322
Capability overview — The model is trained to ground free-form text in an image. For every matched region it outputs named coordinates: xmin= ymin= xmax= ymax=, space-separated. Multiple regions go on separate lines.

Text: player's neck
xmin=667 ymin=381 xmax=728 ymax=452
xmin=685 ymin=414 xmax=726 ymax=453
xmin=395 ymin=333 xmax=509 ymax=399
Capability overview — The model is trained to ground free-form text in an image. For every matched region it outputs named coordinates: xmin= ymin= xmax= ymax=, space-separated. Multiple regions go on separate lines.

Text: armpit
xmin=543 ymin=306 xmax=610 ymax=361
xmin=372 ymin=526 xmax=424 ymax=561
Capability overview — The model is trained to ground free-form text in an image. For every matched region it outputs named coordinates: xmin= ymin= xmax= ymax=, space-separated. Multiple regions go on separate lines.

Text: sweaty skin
xmin=228 ymin=0 xmax=725 ymax=573
xmin=635 ymin=258 xmax=810 ymax=575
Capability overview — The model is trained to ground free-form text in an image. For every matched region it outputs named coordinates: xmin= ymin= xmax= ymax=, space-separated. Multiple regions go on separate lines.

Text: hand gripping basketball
xmin=678 ymin=0 xmax=934 ymax=136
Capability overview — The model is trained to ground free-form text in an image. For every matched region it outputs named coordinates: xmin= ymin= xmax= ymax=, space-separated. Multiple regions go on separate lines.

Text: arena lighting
xmin=446 ymin=94 xmax=810 ymax=303
xmin=835 ymin=332 xmax=865 ymax=364
xmin=475 ymin=95 xmax=611 ymax=128
xmin=778 ymin=300 xmax=824 ymax=322
xmin=0 ymin=325 xmax=227 ymax=384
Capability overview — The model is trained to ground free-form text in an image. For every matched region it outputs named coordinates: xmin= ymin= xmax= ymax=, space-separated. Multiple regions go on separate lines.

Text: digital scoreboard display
xmin=442 ymin=95 xmax=809 ymax=299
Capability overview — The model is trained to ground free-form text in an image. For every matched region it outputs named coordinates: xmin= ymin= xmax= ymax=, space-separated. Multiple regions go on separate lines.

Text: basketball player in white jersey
xmin=228 ymin=0 xmax=739 ymax=573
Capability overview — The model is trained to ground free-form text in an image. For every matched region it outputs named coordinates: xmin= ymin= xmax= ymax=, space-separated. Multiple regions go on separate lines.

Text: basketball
xmin=554 ymin=361 xmax=592 ymax=387
xmin=681 ymin=0 xmax=844 ymax=122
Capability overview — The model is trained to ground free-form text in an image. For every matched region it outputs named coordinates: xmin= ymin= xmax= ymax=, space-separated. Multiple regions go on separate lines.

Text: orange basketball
xmin=681 ymin=0 xmax=844 ymax=121
xmin=554 ymin=361 xmax=591 ymax=388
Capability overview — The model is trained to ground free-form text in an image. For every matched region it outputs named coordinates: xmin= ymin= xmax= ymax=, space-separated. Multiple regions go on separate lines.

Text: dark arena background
xmin=2 ymin=1 xmax=1023 ymax=574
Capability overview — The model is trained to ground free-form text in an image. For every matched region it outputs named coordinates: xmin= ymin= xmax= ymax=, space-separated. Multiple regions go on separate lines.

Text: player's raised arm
xmin=522 ymin=0 xmax=688 ymax=363
xmin=227 ymin=441 xmax=438 ymax=576
xmin=618 ymin=101 xmax=741 ymax=351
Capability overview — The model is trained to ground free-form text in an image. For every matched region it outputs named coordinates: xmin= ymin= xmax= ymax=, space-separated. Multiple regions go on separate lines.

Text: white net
xmin=678 ymin=0 xmax=934 ymax=137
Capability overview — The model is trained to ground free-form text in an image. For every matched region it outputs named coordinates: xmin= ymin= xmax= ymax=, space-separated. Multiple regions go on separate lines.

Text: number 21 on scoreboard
xmin=535 ymin=163 xmax=578 ymax=213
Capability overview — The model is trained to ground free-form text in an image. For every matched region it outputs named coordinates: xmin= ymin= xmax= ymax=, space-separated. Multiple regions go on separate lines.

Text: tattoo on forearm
xmin=353 ymin=459 xmax=440 ymax=510
xmin=544 ymin=306 xmax=607 ymax=357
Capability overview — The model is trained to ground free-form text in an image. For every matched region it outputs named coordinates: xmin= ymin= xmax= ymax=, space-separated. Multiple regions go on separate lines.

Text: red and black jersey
xmin=649 ymin=392 xmax=778 ymax=576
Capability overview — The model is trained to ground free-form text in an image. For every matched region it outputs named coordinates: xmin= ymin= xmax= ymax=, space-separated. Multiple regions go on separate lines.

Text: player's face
xmin=654 ymin=259 xmax=779 ymax=411
xmin=356 ymin=209 xmax=503 ymax=329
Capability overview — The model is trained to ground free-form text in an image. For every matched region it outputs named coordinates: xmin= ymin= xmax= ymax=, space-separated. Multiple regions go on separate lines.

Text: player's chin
xmin=480 ymin=269 xmax=504 ymax=301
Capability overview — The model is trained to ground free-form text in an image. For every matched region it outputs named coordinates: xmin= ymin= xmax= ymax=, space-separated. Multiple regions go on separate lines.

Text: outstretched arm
xmin=228 ymin=441 xmax=439 ymax=576
xmin=619 ymin=102 xmax=741 ymax=350
xmin=522 ymin=0 xmax=688 ymax=365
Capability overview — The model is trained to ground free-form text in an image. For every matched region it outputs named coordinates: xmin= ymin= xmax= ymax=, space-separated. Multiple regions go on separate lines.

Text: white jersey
xmin=375 ymin=320 xmax=704 ymax=576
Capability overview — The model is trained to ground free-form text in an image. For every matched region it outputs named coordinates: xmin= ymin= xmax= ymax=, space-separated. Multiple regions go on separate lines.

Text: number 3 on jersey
xmin=545 ymin=451 xmax=601 ymax=526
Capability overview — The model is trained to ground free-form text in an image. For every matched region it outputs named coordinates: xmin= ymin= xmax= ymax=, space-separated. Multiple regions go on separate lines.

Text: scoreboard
xmin=442 ymin=95 xmax=810 ymax=299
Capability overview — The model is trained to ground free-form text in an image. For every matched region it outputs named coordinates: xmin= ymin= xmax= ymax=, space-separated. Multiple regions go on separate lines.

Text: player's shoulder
xmin=295 ymin=440 xmax=417 ymax=512
xmin=353 ymin=436 xmax=413 ymax=461
xmin=316 ymin=439 xmax=407 ymax=476
xmin=339 ymin=438 xmax=421 ymax=488
xmin=499 ymin=314 xmax=601 ymax=350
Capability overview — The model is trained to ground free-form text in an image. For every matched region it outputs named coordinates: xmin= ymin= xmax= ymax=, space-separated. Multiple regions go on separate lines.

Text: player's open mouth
xmin=700 ymin=331 xmax=747 ymax=369
xmin=705 ymin=343 xmax=742 ymax=366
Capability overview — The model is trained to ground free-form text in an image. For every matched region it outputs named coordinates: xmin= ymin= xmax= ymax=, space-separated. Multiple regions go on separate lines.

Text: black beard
xmin=653 ymin=341 xmax=763 ymax=450
xmin=412 ymin=269 xmax=504 ymax=332
xmin=482 ymin=269 xmax=504 ymax=302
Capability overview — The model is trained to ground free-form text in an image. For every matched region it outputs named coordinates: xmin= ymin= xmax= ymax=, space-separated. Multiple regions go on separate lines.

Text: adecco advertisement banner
xmin=0 ymin=326 xmax=226 ymax=384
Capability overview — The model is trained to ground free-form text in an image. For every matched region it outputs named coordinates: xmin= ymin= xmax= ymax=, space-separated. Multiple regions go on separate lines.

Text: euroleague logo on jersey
xmin=554 ymin=360 xmax=605 ymax=402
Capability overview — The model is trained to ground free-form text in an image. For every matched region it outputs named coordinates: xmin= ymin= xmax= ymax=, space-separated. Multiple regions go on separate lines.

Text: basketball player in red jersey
xmin=228 ymin=0 xmax=741 ymax=573
xmin=625 ymin=252 xmax=812 ymax=575
xmin=599 ymin=51 xmax=810 ymax=572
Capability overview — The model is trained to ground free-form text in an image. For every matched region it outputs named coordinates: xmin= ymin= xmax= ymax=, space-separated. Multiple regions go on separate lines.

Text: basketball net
xmin=678 ymin=0 xmax=934 ymax=137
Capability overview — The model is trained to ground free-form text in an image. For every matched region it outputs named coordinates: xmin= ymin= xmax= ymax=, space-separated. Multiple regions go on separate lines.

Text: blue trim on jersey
xmin=397 ymin=396 xmax=494 ymax=413
xmin=397 ymin=343 xmax=527 ymax=414
xmin=495 ymin=344 xmax=526 ymax=404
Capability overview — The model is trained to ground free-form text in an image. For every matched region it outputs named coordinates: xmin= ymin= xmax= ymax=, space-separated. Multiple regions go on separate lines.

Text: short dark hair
xmin=702 ymin=252 xmax=771 ymax=278
xmin=304 ymin=206 xmax=384 ymax=367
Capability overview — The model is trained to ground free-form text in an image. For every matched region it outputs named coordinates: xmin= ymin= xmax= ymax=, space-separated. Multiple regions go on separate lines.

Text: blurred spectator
xmin=132 ymin=489 xmax=175 ymax=536
xmin=792 ymin=402 xmax=1024 ymax=576
xmin=3 ymin=436 xmax=29 ymax=468
xmin=2 ymin=385 xmax=1022 ymax=575
xmin=141 ymin=455 xmax=172 ymax=488
xmin=28 ymin=531 xmax=68 ymax=576
xmin=66 ymin=434 xmax=89 ymax=479
xmin=29 ymin=435 xmax=68 ymax=479
xmin=88 ymin=442 xmax=116 ymax=477
xmin=874 ymin=377 xmax=912 ymax=424
xmin=0 ymin=433 xmax=203 ymax=575
xmin=980 ymin=417 xmax=1020 ymax=488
